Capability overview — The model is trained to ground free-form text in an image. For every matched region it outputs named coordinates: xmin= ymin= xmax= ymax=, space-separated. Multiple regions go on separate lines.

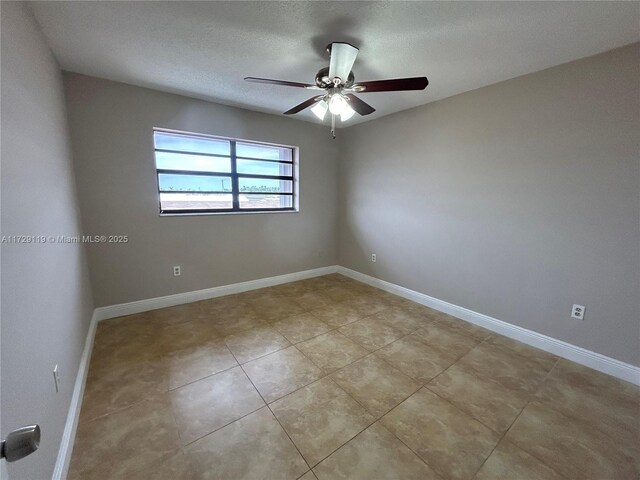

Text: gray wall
xmin=338 ymin=44 xmax=640 ymax=367
xmin=1 ymin=3 xmax=95 ymax=479
xmin=63 ymin=74 xmax=339 ymax=307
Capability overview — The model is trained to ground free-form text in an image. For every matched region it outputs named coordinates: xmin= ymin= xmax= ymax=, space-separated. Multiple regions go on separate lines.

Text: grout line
xmin=81 ymin=275 xmax=586 ymax=479
xmin=376 ymin=419 xmax=448 ymax=480
xmin=173 ymin=348 xmax=269 ymax=449
xmin=272 ymin=375 xmax=379 ymax=469
xmin=237 ymin=362 xmax=314 ymax=472
xmin=467 ymin=357 xmax=566 ymax=480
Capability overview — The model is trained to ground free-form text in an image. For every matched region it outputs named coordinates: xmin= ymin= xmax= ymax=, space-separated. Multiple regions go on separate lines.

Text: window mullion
xmin=230 ymin=141 xmax=240 ymax=211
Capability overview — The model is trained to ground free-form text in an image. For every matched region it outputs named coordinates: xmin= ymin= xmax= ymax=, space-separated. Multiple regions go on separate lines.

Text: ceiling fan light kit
xmin=245 ymin=42 xmax=429 ymax=138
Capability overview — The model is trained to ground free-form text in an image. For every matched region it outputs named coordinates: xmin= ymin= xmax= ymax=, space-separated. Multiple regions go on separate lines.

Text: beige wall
xmin=338 ymin=44 xmax=640 ymax=366
xmin=63 ymin=73 xmax=339 ymax=307
xmin=1 ymin=3 xmax=95 ymax=479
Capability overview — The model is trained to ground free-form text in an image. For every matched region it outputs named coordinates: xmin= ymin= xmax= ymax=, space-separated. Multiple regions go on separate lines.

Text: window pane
xmin=238 ymin=178 xmax=293 ymax=193
xmin=155 ymin=152 xmax=231 ymax=173
xmin=236 ymin=142 xmax=292 ymax=161
xmin=158 ymin=173 xmax=232 ymax=192
xmin=154 ymin=131 xmax=230 ymax=156
xmin=237 ymin=159 xmax=292 ymax=177
xmin=160 ymin=193 xmax=232 ymax=211
xmin=239 ymin=194 xmax=293 ymax=209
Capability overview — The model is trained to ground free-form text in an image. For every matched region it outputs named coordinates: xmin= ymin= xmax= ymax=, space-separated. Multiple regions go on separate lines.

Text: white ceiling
xmin=30 ymin=1 xmax=639 ymax=126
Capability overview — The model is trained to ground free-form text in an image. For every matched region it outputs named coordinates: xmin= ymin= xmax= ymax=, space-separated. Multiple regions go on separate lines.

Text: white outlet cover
xmin=371 ymin=254 xmax=377 ymax=263
xmin=571 ymin=304 xmax=585 ymax=320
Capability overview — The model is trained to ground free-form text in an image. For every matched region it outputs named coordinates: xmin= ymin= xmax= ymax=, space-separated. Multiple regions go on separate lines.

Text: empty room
xmin=1 ymin=1 xmax=639 ymax=479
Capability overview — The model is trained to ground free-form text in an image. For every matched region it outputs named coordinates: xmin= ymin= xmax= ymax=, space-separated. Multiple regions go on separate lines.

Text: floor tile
xmin=338 ymin=317 xmax=405 ymax=351
xmin=224 ymin=325 xmax=290 ymax=364
xmin=80 ymin=359 xmax=167 ymax=422
xmin=74 ymin=395 xmax=181 ymax=478
xmin=331 ymin=355 xmax=420 ymax=417
xmin=506 ymin=401 xmax=638 ymax=479
xmin=376 ymin=334 xmax=458 ymax=383
xmin=381 ymin=388 xmax=499 ymax=480
xmin=412 ymin=321 xmax=479 ymax=359
xmin=535 ymin=359 xmax=639 ymax=446
xmin=94 ymin=313 xmax=157 ymax=347
xmin=313 ymin=422 xmax=440 ymax=480
xmin=170 ymin=366 xmax=265 ymax=445
xmin=296 ymin=331 xmax=369 ymax=374
xmin=294 ymin=290 xmax=334 ymax=310
xmin=484 ymin=334 xmax=558 ymax=370
xmin=309 ymin=302 xmax=364 ymax=328
xmin=475 ymin=439 xmax=564 ymax=480
xmin=349 ymin=293 xmax=391 ymax=316
xmin=323 ymin=285 xmax=358 ymax=302
xmin=249 ymin=295 xmax=306 ymax=321
xmin=185 ymin=407 xmax=308 ymax=480
xmin=369 ymin=305 xmax=426 ymax=334
xmin=165 ymin=339 xmax=237 ymax=389
xmin=121 ymin=450 xmax=197 ymax=480
xmin=401 ymin=301 xmax=442 ymax=320
xmin=199 ymin=297 xmax=254 ymax=316
xmin=67 ymin=457 xmax=117 ymax=480
xmin=69 ymin=421 xmax=115 ymax=476
xmin=427 ymin=363 xmax=530 ymax=433
xmin=151 ymin=303 xmax=209 ymax=326
xmin=243 ymin=346 xmax=323 ymax=403
xmin=298 ymin=471 xmax=317 ymax=480
xmin=436 ymin=313 xmax=491 ymax=340
xmin=272 ymin=312 xmax=332 ymax=343
xmin=271 ymin=280 xmax=315 ymax=297
xmin=158 ymin=318 xmax=220 ymax=353
xmin=71 ymin=278 xmax=640 ymax=480
xmin=90 ymin=315 xmax=161 ymax=373
xmin=210 ymin=305 xmax=268 ymax=336
xmin=271 ymin=378 xmax=374 ymax=466
xmin=455 ymin=342 xmax=550 ymax=393
xmin=373 ymin=290 xmax=408 ymax=306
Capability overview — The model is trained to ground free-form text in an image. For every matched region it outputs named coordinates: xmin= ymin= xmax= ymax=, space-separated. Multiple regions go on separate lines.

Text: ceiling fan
xmin=245 ymin=42 xmax=429 ymax=138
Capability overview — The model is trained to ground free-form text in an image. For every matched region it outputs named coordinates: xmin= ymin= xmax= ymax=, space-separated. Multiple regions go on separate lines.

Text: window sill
xmin=159 ymin=209 xmax=299 ymax=217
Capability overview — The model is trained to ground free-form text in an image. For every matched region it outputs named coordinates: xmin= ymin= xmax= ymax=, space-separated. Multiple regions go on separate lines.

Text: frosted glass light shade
xmin=340 ymin=103 xmax=355 ymax=121
xmin=328 ymin=94 xmax=348 ymax=115
xmin=311 ymin=100 xmax=328 ymax=120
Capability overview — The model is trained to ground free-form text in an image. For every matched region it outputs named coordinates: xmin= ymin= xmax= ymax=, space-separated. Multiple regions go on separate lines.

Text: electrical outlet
xmin=571 ymin=304 xmax=585 ymax=320
xmin=53 ymin=365 xmax=60 ymax=393
xmin=173 ymin=265 xmax=181 ymax=276
xmin=371 ymin=253 xmax=377 ymax=263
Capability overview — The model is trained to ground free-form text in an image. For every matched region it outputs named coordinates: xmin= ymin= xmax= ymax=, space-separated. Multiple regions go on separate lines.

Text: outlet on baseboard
xmin=173 ymin=265 xmax=181 ymax=276
xmin=371 ymin=253 xmax=377 ymax=263
xmin=571 ymin=304 xmax=585 ymax=320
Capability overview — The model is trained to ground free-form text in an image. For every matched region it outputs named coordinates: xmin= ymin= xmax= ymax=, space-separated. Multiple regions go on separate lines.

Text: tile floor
xmin=68 ymin=274 xmax=639 ymax=480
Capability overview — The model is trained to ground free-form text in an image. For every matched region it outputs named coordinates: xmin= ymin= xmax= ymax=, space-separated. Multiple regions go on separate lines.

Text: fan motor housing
xmin=315 ymin=67 xmax=355 ymax=89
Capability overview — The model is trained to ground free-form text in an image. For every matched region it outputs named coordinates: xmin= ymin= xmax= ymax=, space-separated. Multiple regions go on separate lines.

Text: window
xmin=153 ymin=129 xmax=297 ymax=215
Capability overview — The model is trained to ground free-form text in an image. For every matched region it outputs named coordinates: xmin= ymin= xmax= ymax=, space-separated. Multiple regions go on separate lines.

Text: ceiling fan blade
xmin=328 ymin=42 xmax=359 ymax=83
xmin=345 ymin=94 xmax=375 ymax=116
xmin=352 ymin=76 xmax=429 ymax=93
xmin=245 ymin=77 xmax=318 ymax=89
xmin=283 ymin=96 xmax=321 ymax=115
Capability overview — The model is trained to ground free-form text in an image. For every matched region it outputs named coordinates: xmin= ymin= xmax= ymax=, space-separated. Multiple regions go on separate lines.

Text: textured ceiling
xmin=29 ymin=1 xmax=639 ymax=126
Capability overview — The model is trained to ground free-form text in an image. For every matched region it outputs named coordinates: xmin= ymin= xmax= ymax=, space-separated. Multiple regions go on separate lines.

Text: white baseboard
xmin=53 ymin=266 xmax=337 ymax=479
xmin=94 ymin=266 xmax=338 ymax=322
xmin=52 ymin=311 xmax=98 ymax=480
xmin=55 ymin=262 xmax=637 ymax=479
xmin=337 ymin=266 xmax=640 ymax=386
xmin=52 ymin=263 xmax=638 ymax=479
